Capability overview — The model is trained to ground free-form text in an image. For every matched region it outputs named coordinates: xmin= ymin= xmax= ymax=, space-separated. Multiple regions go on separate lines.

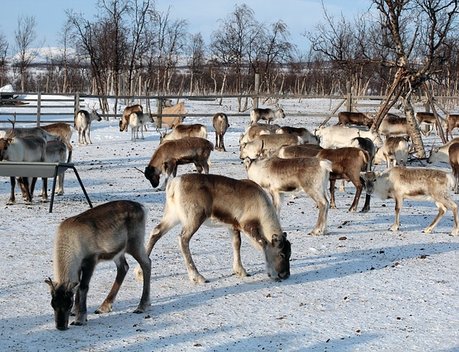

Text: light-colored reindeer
xmin=364 ymin=167 xmax=459 ymax=235
xmin=135 ymin=173 xmax=291 ymax=284
xmin=45 ymin=200 xmax=151 ymax=330
xmin=74 ymin=108 xmax=102 ymax=145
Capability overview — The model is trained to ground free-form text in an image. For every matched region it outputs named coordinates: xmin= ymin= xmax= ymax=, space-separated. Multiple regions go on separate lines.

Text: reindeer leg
xmin=72 ymin=257 xmax=96 ymax=326
xmin=329 ymin=179 xmax=337 ymax=209
xmin=96 ymin=255 xmax=129 ymax=314
xmin=19 ymin=177 xmax=32 ymax=204
xmin=129 ymin=248 xmax=151 ymax=313
xmin=348 ymin=178 xmax=363 ymax=212
xmin=306 ymin=189 xmax=329 ymax=236
xmin=423 ymin=202 xmax=446 ymax=234
xmin=390 ymin=197 xmax=403 ymax=231
xmin=179 ymin=221 xmax=207 ymax=284
xmin=230 ymin=228 xmax=249 ymax=277
xmin=7 ymin=177 xmax=16 ymax=204
xmin=41 ymin=178 xmax=48 ymax=202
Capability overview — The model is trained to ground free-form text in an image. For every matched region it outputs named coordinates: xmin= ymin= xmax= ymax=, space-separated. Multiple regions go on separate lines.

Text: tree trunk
xmin=404 ymin=97 xmax=425 ymax=158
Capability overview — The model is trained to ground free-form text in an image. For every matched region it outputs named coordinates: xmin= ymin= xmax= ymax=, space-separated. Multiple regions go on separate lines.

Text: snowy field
xmin=0 ymin=97 xmax=458 ymax=351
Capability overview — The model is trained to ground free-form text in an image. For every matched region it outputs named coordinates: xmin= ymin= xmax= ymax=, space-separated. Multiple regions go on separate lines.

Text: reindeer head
xmin=0 ymin=138 xmax=13 ymax=160
xmin=45 ymin=278 xmax=77 ymax=330
xmin=263 ymin=232 xmax=291 ymax=281
xmin=144 ymin=166 xmax=161 ymax=188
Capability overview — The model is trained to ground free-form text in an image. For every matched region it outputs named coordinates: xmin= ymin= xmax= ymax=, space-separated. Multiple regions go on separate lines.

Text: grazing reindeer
xmin=122 ymin=104 xmax=143 ymax=125
xmin=427 ymin=137 xmax=459 ymax=164
xmin=374 ymin=136 xmax=410 ymax=168
xmin=250 ymin=107 xmax=285 ymax=125
xmin=135 ymin=173 xmax=291 ymax=283
xmin=244 ymin=156 xmax=331 ymax=236
xmin=45 ymin=200 xmax=151 ymax=330
xmin=212 ymin=112 xmax=229 ymax=151
xmin=74 ymin=109 xmax=102 ymax=145
xmin=160 ymin=123 xmax=207 ymax=143
xmin=337 ymin=111 xmax=374 ymax=128
xmin=0 ymin=136 xmax=46 ymax=204
xmin=364 ymin=167 xmax=459 ymax=235
xmin=144 ymin=137 xmax=213 ymax=191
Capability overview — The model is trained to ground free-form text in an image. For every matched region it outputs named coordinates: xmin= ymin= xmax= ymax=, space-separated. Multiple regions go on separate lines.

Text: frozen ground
xmin=0 ymin=97 xmax=458 ymax=351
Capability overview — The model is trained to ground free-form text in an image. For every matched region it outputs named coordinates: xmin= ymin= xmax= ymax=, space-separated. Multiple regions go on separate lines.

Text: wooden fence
xmin=1 ymin=91 xmax=458 ymax=128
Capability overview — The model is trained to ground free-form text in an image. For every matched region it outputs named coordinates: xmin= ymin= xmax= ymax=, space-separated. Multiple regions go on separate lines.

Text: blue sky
xmin=0 ymin=0 xmax=372 ymax=53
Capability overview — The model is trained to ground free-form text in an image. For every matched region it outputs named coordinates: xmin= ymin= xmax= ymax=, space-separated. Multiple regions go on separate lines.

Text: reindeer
xmin=45 ymin=200 xmax=151 ymax=330
xmin=374 ymin=136 xmax=410 ymax=168
xmin=144 ymin=137 xmax=214 ymax=191
xmin=378 ymin=114 xmax=410 ymax=137
xmin=122 ymin=104 xmax=143 ymax=124
xmin=135 ymin=173 xmax=291 ymax=284
xmin=416 ymin=112 xmax=440 ymax=136
xmin=448 ymin=142 xmax=459 ymax=193
xmin=239 ymin=133 xmax=302 ymax=159
xmin=239 ymin=123 xmax=280 ymax=144
xmin=315 ymin=125 xmax=383 ymax=149
xmin=250 ymin=107 xmax=285 ymax=125
xmin=151 ymin=102 xmax=187 ymax=128
xmin=427 ymin=137 xmax=459 ymax=164
xmin=6 ymin=123 xmax=73 ymax=162
xmin=446 ymin=113 xmax=459 ymax=140
xmin=0 ymin=136 xmax=46 ymax=204
xmin=337 ymin=111 xmax=374 ymax=128
xmin=275 ymin=126 xmax=319 ymax=145
xmin=244 ymin=156 xmax=331 ymax=236
xmin=74 ymin=109 xmax=102 ymax=145
xmin=212 ymin=112 xmax=229 ymax=151
xmin=119 ymin=111 xmax=148 ymax=141
xmin=364 ymin=167 xmax=459 ymax=236
xmin=160 ymin=123 xmax=207 ymax=144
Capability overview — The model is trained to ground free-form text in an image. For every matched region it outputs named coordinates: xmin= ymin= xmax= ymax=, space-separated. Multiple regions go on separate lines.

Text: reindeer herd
xmin=2 ymin=101 xmax=459 ymax=330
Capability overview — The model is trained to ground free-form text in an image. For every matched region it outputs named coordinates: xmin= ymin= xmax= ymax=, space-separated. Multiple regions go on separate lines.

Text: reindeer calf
xmin=212 ymin=113 xmax=229 ymax=151
xmin=74 ymin=109 xmax=102 ymax=145
xmin=374 ymin=136 xmax=409 ymax=168
xmin=365 ymin=167 xmax=459 ymax=235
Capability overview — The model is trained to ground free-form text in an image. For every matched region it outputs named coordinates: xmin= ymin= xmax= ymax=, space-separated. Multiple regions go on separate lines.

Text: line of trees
xmin=0 ymin=1 xmax=459 ymax=120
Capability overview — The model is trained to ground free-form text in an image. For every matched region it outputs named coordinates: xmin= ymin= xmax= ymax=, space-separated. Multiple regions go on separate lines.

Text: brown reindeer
xmin=144 ymin=137 xmax=214 ymax=191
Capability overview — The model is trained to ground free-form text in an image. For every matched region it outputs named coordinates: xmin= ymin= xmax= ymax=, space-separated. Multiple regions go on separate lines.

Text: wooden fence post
xmin=37 ymin=91 xmax=41 ymax=127
xmin=346 ymin=81 xmax=352 ymax=112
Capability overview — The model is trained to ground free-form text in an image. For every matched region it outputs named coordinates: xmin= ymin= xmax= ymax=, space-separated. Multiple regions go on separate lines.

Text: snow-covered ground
xmin=0 ymin=98 xmax=458 ymax=351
